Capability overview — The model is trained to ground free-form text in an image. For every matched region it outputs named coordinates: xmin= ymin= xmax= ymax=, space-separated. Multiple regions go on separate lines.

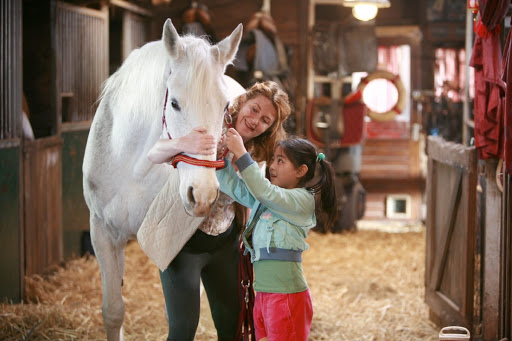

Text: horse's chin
xmin=183 ymin=203 xmax=211 ymax=217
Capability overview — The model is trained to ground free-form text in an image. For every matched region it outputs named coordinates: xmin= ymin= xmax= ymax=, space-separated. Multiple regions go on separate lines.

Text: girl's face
xmin=235 ymin=95 xmax=277 ymax=142
xmin=268 ymin=146 xmax=305 ymax=189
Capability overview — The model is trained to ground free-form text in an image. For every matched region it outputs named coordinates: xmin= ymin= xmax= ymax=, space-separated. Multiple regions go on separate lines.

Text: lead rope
xmin=236 ymin=239 xmax=255 ymax=341
xmin=235 ymin=204 xmax=264 ymax=341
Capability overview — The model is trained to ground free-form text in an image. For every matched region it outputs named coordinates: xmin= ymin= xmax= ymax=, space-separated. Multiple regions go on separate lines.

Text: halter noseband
xmin=162 ymin=87 xmax=232 ymax=170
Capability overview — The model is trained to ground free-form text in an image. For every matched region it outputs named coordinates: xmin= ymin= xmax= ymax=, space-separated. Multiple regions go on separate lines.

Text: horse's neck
xmin=116 ymin=115 xmax=167 ymax=180
xmin=107 ymin=43 xmax=168 ymax=163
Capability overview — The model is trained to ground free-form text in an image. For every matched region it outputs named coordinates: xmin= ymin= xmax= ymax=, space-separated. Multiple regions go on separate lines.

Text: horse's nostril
xmin=187 ymin=186 xmax=195 ymax=206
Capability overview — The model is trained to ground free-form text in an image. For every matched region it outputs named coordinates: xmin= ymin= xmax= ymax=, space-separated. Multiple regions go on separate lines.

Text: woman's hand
xmin=148 ymin=126 xmax=215 ymax=164
xmin=225 ymin=128 xmax=247 ymax=160
xmin=177 ymin=127 xmax=216 ymax=155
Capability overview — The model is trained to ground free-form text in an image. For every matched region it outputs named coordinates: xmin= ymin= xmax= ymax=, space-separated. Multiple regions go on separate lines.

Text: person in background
xmin=147 ymin=81 xmax=290 ymax=341
xmin=217 ymin=130 xmax=338 ymax=341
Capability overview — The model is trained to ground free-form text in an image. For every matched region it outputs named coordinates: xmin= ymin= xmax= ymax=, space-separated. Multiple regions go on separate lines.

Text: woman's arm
xmin=147 ymin=127 xmax=216 ymax=164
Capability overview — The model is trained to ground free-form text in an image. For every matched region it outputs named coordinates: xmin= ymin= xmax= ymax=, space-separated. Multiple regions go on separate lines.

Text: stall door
xmin=425 ymin=136 xmax=478 ymax=329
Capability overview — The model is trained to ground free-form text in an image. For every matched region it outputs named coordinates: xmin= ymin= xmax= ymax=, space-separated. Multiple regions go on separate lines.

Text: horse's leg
xmin=90 ymin=214 xmax=126 ymax=341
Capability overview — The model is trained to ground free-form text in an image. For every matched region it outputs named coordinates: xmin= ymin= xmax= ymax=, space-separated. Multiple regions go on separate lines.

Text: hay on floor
xmin=0 ymin=226 xmax=440 ymax=340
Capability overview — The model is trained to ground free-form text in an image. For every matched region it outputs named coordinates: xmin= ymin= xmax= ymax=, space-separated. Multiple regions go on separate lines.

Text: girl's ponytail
xmin=313 ymin=158 xmax=338 ymax=230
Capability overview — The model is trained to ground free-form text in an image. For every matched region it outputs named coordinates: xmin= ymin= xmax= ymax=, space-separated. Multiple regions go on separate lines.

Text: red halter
xmin=161 ymin=88 xmax=232 ymax=169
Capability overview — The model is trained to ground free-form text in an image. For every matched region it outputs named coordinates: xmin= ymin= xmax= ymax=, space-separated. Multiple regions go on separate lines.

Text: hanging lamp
xmin=343 ymin=0 xmax=391 ymax=21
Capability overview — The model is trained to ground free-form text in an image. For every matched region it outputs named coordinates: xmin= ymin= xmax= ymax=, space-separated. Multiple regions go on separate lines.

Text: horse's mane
xmin=99 ymin=35 xmax=222 ymax=125
xmin=181 ymin=36 xmax=224 ymax=116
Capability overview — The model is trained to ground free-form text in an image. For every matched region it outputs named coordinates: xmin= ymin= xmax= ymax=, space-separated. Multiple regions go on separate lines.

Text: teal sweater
xmin=217 ymin=153 xmax=316 ymax=293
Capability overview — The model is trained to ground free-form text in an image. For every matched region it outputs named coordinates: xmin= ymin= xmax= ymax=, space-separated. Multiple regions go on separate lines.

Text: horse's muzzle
xmin=186 ymin=186 xmax=219 ymax=217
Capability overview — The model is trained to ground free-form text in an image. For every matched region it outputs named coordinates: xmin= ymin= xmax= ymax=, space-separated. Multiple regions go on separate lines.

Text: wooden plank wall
xmin=361 ymin=138 xmax=421 ymax=180
xmin=360 ymin=137 xmax=424 ymax=220
xmin=23 ymin=137 xmax=63 ymax=276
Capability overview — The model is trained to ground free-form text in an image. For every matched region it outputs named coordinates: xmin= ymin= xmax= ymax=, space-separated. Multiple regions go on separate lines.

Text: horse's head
xmin=161 ymin=19 xmax=243 ymax=217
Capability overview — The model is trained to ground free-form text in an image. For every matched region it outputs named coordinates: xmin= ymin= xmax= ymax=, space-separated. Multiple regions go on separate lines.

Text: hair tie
xmin=316 ymin=152 xmax=325 ymax=163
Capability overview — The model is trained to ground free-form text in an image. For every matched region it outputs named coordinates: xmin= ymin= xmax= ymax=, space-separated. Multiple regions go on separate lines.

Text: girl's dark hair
xmin=277 ymin=136 xmax=338 ymax=230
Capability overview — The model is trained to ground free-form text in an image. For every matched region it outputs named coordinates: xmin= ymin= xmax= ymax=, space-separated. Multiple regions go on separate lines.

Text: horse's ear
xmin=162 ymin=18 xmax=183 ymax=59
xmin=215 ymin=23 xmax=243 ymax=66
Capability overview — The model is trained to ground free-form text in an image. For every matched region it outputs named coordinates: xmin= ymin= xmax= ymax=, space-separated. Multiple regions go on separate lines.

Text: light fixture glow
xmin=352 ymin=4 xmax=378 ymax=21
xmin=343 ymin=0 xmax=390 ymax=21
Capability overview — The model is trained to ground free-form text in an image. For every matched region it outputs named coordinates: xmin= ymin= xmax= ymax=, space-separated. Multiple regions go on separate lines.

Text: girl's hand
xmin=225 ymin=128 xmax=247 ymax=160
xmin=178 ymin=127 xmax=216 ymax=155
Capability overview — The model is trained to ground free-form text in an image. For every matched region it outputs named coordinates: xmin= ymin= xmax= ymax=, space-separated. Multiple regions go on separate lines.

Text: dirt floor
xmin=0 ymin=221 xmax=440 ymax=340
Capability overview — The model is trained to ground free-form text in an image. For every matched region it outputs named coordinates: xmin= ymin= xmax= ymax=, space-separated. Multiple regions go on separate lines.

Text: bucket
xmin=439 ymin=326 xmax=470 ymax=341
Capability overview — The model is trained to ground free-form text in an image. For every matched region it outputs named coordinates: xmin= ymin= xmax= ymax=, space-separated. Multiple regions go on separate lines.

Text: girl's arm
xmin=234 ymin=155 xmax=314 ymax=223
xmin=223 ymin=128 xmax=313 ymax=219
xmin=147 ymin=127 xmax=216 ymax=164
xmin=216 ymin=161 xmax=256 ymax=208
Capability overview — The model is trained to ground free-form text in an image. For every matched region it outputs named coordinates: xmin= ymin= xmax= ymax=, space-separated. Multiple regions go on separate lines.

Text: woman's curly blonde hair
xmin=228 ymin=81 xmax=290 ymax=163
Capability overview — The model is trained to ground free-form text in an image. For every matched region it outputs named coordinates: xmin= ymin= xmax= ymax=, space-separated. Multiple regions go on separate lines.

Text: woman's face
xmin=235 ymin=95 xmax=277 ymax=142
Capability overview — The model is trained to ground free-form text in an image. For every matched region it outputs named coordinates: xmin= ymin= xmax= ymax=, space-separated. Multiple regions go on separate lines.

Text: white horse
xmin=82 ymin=19 xmax=243 ymax=341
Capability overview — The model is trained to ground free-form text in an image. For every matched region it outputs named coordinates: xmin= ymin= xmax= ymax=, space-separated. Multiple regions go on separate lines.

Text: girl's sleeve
xmin=234 ymin=154 xmax=315 ymax=225
xmin=216 ymin=159 xmax=256 ymax=208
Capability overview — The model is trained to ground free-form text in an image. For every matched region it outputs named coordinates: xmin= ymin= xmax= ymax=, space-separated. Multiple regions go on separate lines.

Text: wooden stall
xmin=424 ymin=139 xmax=512 ymax=340
xmin=21 ymin=0 xmax=64 ymax=282
xmin=502 ymin=174 xmax=512 ymax=339
xmin=0 ymin=0 xmax=154 ymax=302
xmin=23 ymin=137 xmax=63 ymax=276
xmin=425 ymin=136 xmax=478 ymax=330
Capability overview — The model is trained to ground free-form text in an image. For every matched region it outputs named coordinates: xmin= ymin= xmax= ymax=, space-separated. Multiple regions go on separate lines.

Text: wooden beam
xmin=110 ymin=0 xmax=153 ymax=17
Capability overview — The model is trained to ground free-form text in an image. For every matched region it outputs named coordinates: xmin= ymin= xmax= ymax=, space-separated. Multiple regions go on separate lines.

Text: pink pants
xmin=253 ymin=289 xmax=313 ymax=341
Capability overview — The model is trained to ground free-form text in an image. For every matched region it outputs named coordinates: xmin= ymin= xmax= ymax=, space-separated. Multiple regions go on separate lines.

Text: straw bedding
xmin=0 ymin=226 xmax=439 ymax=340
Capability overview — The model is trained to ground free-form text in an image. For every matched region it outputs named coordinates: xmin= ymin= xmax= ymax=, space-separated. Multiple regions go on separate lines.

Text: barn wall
xmin=0 ymin=0 xmax=23 ymax=302
xmin=1 ymin=0 xmax=22 ymax=140
xmin=61 ymin=130 xmax=90 ymax=258
xmin=0 ymin=147 xmax=22 ymax=302
xmin=57 ymin=2 xmax=108 ymax=124
xmin=152 ymin=0 xmax=306 ymax=118
xmin=56 ymin=2 xmax=109 ymax=258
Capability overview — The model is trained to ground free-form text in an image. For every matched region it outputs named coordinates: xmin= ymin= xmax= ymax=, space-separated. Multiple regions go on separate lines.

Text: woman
xmin=148 ymin=81 xmax=291 ymax=341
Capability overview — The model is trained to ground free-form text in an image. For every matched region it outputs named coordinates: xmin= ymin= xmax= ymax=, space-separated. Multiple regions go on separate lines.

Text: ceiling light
xmin=343 ymin=0 xmax=391 ymax=21
xmin=352 ymin=4 xmax=378 ymax=21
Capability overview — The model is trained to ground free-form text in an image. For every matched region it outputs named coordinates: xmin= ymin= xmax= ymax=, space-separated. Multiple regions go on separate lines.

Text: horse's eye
xmin=171 ymin=100 xmax=181 ymax=111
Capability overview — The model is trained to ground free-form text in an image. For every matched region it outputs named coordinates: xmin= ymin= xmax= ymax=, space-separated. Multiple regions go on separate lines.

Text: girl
xmin=148 ymin=81 xmax=290 ymax=341
xmin=217 ymin=129 xmax=338 ymax=341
